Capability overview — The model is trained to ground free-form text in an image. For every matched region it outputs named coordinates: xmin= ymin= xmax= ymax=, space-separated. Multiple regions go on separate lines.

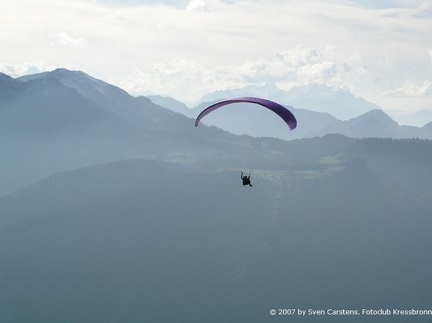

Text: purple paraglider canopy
xmin=194 ymin=97 xmax=297 ymax=131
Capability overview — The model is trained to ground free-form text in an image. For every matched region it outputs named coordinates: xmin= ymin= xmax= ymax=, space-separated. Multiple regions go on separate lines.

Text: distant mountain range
xmin=196 ymin=83 xmax=381 ymax=120
xmin=149 ymin=89 xmax=432 ymax=140
xmin=197 ymin=83 xmax=432 ymax=127
xmin=149 ymin=82 xmax=379 ymax=121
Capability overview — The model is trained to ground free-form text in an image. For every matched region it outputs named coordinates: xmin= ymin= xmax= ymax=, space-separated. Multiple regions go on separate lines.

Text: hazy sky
xmin=1 ymin=0 xmax=431 ymax=112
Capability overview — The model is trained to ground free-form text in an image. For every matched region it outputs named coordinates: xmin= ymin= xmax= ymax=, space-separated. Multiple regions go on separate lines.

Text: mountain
xmin=157 ymin=96 xmax=431 ymax=140
xmin=282 ymin=83 xmax=381 ymax=120
xmin=146 ymin=82 xmax=431 ymax=140
xmin=147 ymin=95 xmax=196 ymax=118
xmin=1 ymin=136 xmax=432 ymax=323
xmin=322 ymin=109 xmax=432 ymax=139
xmin=17 ymin=68 xmax=193 ymax=131
xmin=0 ymin=68 xmax=217 ymax=194
xmin=153 ymin=83 xmax=432 ymax=129
xmin=198 ymin=83 xmax=287 ymax=106
xmin=321 ymin=109 xmax=402 ymax=138
xmin=197 ymin=83 xmax=380 ymax=120
xmin=0 ymin=72 xmax=20 ymax=101
xmin=1 ymin=71 xmax=137 ymax=193
xmin=390 ymin=108 xmax=432 ymax=127
xmin=190 ymin=101 xmax=340 ymax=140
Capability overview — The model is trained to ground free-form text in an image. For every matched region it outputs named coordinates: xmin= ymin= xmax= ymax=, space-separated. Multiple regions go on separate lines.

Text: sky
xmin=1 ymin=0 xmax=432 ymax=114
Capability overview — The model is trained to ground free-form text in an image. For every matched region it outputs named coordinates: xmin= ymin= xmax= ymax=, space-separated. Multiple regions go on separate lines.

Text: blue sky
xmin=1 ymin=0 xmax=431 ymax=116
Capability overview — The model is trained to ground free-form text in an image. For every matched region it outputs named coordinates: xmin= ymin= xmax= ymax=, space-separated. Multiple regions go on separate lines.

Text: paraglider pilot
xmin=241 ymin=172 xmax=253 ymax=187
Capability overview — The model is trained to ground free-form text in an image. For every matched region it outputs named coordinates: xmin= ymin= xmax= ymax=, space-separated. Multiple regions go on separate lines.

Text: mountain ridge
xmin=1 ymin=68 xmax=202 ymax=194
xmin=153 ymin=95 xmax=432 ymax=140
xmin=197 ymin=82 xmax=380 ymax=120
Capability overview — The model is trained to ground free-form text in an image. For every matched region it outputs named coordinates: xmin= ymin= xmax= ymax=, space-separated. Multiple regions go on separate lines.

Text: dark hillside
xmin=1 ymin=147 xmax=431 ymax=322
xmin=0 ymin=76 xmax=158 ymax=194
xmin=342 ymin=138 xmax=432 ymax=196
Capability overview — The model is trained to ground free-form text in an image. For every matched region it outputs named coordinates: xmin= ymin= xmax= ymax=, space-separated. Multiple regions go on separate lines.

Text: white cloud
xmin=275 ymin=46 xmax=322 ymax=71
xmin=49 ymin=32 xmax=88 ymax=48
xmin=387 ymin=80 xmax=432 ymax=97
xmin=119 ymin=58 xmax=209 ymax=103
xmin=186 ymin=0 xmax=208 ymax=11
xmin=116 ymin=45 xmax=371 ymax=104
xmin=0 ymin=62 xmax=52 ymax=77
xmin=297 ymin=61 xmax=337 ymax=84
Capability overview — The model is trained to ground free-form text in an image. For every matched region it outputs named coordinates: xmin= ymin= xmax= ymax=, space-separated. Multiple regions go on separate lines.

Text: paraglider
xmin=195 ymin=97 xmax=297 ymax=187
xmin=194 ymin=97 xmax=297 ymax=131
xmin=241 ymin=172 xmax=253 ymax=187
